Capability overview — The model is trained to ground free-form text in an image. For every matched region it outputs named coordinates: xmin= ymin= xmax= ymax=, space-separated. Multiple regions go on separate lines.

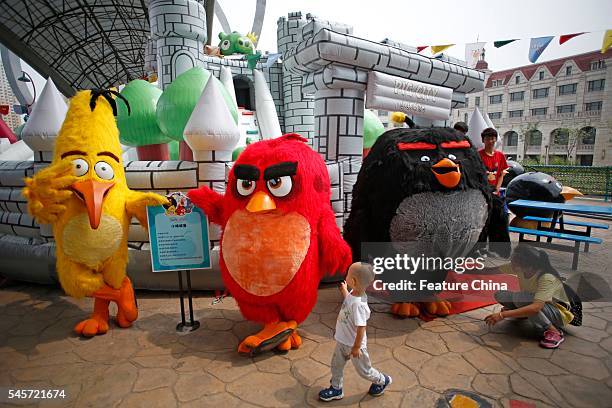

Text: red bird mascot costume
xmin=188 ymin=133 xmax=351 ymax=355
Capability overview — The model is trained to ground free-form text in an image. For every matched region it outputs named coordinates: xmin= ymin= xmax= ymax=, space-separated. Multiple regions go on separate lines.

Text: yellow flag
xmin=602 ymin=30 xmax=612 ymax=54
xmin=431 ymin=44 xmax=455 ymax=54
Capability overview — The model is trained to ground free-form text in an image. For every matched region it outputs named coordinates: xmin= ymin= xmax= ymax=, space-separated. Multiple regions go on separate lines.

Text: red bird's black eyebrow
xmin=98 ymin=151 xmax=120 ymax=162
xmin=234 ymin=164 xmax=260 ymax=181
xmin=60 ymin=150 xmax=87 ymax=159
xmin=264 ymin=162 xmax=298 ymax=180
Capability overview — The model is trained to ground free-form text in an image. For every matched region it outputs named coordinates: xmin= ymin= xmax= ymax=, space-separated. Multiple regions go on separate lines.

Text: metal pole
xmin=176 ymin=270 xmax=186 ymax=330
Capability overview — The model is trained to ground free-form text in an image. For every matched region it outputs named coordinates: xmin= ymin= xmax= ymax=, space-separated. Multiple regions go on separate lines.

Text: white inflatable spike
xmin=466 ymin=107 xmax=487 ymax=150
xmin=0 ymin=140 xmax=34 ymax=161
xmin=184 ymin=76 xmax=240 ymax=156
xmin=219 ymin=66 xmax=238 ymax=110
xmin=21 ymin=78 xmax=68 ymax=154
xmin=253 ymin=69 xmax=282 ymax=139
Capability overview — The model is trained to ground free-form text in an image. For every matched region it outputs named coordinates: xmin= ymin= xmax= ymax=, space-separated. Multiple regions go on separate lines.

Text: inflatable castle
xmin=0 ymin=2 xmax=485 ymax=290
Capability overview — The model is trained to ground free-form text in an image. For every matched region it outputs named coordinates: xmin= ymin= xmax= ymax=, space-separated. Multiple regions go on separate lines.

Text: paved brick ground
xmin=1 ymin=200 xmax=611 ymax=407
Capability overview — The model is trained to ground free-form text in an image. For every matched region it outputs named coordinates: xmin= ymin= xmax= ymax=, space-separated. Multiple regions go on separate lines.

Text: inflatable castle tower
xmin=0 ymin=6 xmax=485 ymax=290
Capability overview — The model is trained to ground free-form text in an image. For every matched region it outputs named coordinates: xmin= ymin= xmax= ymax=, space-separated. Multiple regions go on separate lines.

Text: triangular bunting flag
xmin=494 ymin=39 xmax=518 ymax=48
xmin=430 ymin=44 xmax=454 ymax=54
xmin=528 ymin=36 xmax=554 ymax=63
xmin=264 ymin=52 xmax=282 ymax=68
xmin=559 ymin=32 xmax=585 ymax=45
xmin=416 ymin=46 xmax=428 ymax=53
xmin=602 ymin=30 xmax=612 ymax=54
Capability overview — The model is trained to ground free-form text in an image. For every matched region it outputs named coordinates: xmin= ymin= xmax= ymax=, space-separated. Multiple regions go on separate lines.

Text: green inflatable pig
xmin=218 ymin=32 xmax=255 ymax=56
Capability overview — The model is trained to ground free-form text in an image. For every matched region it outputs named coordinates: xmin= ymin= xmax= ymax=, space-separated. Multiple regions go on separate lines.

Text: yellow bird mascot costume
xmin=23 ymin=89 xmax=168 ymax=337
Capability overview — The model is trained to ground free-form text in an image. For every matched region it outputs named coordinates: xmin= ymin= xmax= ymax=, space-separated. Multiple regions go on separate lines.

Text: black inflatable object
xmin=344 ymin=127 xmax=511 ymax=303
xmin=501 ymin=160 xmax=524 ymax=187
xmin=505 ymin=171 xmax=565 ymax=218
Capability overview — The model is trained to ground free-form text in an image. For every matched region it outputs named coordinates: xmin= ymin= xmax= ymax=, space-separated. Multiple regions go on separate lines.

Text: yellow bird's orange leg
xmin=93 ymin=277 xmax=138 ymax=327
xmin=115 ymin=277 xmax=138 ymax=327
xmin=238 ymin=320 xmax=297 ymax=356
xmin=74 ymin=297 xmax=110 ymax=337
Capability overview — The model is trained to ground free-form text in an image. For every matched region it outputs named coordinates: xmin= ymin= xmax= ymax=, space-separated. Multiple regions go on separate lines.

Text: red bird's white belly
xmin=222 ymin=210 xmax=311 ymax=296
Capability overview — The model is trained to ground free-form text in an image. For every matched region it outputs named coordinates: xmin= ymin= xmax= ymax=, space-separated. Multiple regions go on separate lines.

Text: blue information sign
xmin=146 ymin=192 xmax=211 ymax=272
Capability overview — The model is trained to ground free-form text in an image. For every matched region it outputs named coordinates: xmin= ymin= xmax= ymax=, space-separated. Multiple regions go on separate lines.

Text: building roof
xmin=485 ymin=49 xmax=611 ymax=88
xmin=0 ymin=0 xmax=150 ymax=96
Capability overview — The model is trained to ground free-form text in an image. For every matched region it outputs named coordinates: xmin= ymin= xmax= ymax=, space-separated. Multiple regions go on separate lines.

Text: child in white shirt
xmin=319 ymin=262 xmax=392 ymax=401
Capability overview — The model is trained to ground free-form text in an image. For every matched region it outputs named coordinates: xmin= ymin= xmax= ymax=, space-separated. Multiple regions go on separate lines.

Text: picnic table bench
xmin=508 ymin=199 xmax=611 ymax=270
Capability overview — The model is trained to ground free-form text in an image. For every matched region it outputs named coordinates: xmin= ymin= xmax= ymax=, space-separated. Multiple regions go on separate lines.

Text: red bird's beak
xmin=246 ymin=191 xmax=276 ymax=213
xmin=71 ymin=179 xmax=115 ymax=229
xmin=431 ymin=158 xmax=461 ymax=189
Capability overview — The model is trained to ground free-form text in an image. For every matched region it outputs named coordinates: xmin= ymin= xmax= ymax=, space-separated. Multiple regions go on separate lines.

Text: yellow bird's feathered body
xmin=24 ymin=90 xmax=167 ymax=336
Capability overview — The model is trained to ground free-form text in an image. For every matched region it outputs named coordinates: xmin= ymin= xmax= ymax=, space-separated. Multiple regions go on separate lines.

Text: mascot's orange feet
xmin=424 ymin=300 xmax=452 ymax=316
xmin=117 ymin=277 xmax=138 ymax=323
xmin=74 ymin=298 xmax=110 ymax=337
xmin=238 ymin=320 xmax=297 ymax=356
xmin=391 ymin=302 xmax=420 ymax=318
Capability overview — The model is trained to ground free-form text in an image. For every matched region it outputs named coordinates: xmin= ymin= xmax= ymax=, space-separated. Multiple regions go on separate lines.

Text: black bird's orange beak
xmin=71 ymin=179 xmax=115 ymax=229
xmin=432 ymin=158 xmax=461 ymax=189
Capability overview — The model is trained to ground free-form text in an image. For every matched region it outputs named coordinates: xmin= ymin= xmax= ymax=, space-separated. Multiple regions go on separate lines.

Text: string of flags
xmin=416 ymin=29 xmax=612 ymax=67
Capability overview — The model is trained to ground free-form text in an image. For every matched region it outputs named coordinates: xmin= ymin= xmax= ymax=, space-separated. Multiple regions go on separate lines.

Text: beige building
xmin=454 ymin=50 xmax=612 ymax=166
xmin=0 ymin=59 xmax=22 ymax=131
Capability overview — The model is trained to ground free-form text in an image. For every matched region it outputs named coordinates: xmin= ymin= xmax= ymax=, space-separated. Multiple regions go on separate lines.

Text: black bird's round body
xmin=505 ymin=172 xmax=565 ymax=218
xmin=344 ymin=127 xmax=508 ymax=303
xmin=501 ymin=160 xmax=525 ymax=188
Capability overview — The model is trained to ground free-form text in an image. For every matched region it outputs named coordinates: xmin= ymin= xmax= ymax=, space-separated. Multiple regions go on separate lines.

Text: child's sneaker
xmin=540 ymin=329 xmax=564 ymax=349
xmin=368 ymin=374 xmax=392 ymax=396
xmin=319 ymin=386 xmax=344 ymax=401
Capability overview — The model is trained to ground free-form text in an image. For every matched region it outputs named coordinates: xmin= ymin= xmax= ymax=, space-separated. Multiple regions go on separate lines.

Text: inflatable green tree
xmin=363 ymin=109 xmax=385 ymax=156
xmin=116 ymin=79 xmax=171 ymax=160
xmin=156 ymin=67 xmax=238 ymax=160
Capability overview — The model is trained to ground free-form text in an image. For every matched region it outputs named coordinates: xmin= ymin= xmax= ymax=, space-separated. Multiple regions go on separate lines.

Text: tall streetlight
xmin=17 ymin=71 xmax=36 ymax=115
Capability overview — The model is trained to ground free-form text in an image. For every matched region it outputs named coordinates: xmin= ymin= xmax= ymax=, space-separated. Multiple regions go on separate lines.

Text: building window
xmin=489 ymin=94 xmax=503 ymax=104
xmin=532 ymin=88 xmax=549 ymax=99
xmin=509 ymin=110 xmax=523 ymax=118
xmin=539 ymin=71 xmax=544 ymax=80
xmin=475 ymin=96 xmax=480 ymax=107
xmin=565 ymin=66 xmax=572 ymax=75
xmin=464 ymin=113 xmax=468 ymax=123
xmin=590 ymin=60 xmax=606 ymax=70
xmin=465 ymin=97 xmax=469 ymax=108
xmin=585 ymin=101 xmax=603 ymax=111
xmin=515 ymin=75 xmax=520 ymax=84
xmin=556 ymin=104 xmax=576 ymax=113
xmin=579 ymin=155 xmax=593 ymax=166
xmin=510 ymin=91 xmax=524 ymax=102
xmin=491 ymin=79 xmax=503 ymax=87
xmin=531 ymin=107 xmax=548 ymax=116
xmin=488 ymin=112 xmax=502 ymax=119
xmin=504 ymin=131 xmax=518 ymax=146
xmin=526 ymin=129 xmax=543 ymax=146
xmin=551 ymin=128 xmax=569 ymax=145
xmin=587 ymin=79 xmax=605 ymax=92
xmin=580 ymin=127 xmax=596 ymax=145
xmin=558 ymin=83 xmax=577 ymax=95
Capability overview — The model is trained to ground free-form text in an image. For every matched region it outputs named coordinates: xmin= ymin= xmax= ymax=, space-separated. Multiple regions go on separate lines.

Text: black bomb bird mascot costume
xmin=344 ymin=127 xmax=509 ymax=318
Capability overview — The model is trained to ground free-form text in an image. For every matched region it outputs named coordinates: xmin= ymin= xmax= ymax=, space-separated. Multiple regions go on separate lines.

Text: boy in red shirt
xmin=478 ymin=128 xmax=508 ymax=194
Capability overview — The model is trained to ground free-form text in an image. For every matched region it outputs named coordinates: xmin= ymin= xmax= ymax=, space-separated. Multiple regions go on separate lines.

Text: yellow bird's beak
xmin=246 ymin=191 xmax=276 ymax=213
xmin=71 ymin=179 xmax=115 ymax=229
xmin=561 ymin=186 xmax=583 ymax=201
